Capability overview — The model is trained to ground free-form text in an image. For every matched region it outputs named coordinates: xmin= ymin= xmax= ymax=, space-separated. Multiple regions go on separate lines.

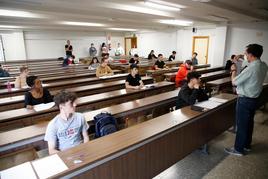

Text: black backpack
xmin=94 ymin=112 xmax=117 ymax=138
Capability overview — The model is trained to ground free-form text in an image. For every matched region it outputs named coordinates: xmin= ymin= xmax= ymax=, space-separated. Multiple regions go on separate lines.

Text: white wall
xmin=135 ymin=30 xmax=177 ymax=58
xmin=24 ymin=31 xmax=125 ymax=60
xmin=176 ymin=26 xmax=227 ymax=67
xmin=0 ymin=31 xmax=26 ymax=61
xmin=225 ymin=23 xmax=268 ymax=65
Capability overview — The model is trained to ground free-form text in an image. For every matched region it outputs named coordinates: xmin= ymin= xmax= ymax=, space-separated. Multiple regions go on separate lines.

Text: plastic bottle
xmin=7 ymin=80 xmax=12 ymax=92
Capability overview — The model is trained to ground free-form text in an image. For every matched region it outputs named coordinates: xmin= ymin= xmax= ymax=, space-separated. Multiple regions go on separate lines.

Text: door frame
xmin=124 ymin=37 xmax=137 ymax=55
xmin=192 ymin=36 xmax=209 ymax=64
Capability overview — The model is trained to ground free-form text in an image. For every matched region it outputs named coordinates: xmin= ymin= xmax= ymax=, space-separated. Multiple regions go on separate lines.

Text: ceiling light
xmin=0 ymin=25 xmax=23 ymax=28
xmin=60 ymin=21 xmax=105 ymax=27
xmin=111 ymin=4 xmax=171 ymax=17
xmin=192 ymin=0 xmax=211 ymax=2
xmin=0 ymin=9 xmax=42 ymax=18
xmin=108 ymin=28 xmax=137 ymax=31
xmin=144 ymin=1 xmax=181 ymax=11
xmin=145 ymin=0 xmax=186 ymax=9
xmin=159 ymin=19 xmax=193 ymax=26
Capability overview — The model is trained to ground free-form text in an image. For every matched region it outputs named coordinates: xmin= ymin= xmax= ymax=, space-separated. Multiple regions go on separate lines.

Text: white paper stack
xmin=33 ymin=102 xmax=55 ymax=112
xmin=31 ymin=154 xmax=68 ymax=179
xmin=0 ymin=162 xmax=37 ymax=179
xmin=194 ymin=97 xmax=228 ymax=110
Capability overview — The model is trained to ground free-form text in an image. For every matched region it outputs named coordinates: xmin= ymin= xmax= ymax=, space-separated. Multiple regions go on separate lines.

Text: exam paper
xmin=194 ymin=100 xmax=222 ymax=109
xmin=33 ymin=102 xmax=55 ymax=112
xmin=0 ymin=162 xmax=37 ymax=179
xmin=32 ymin=154 xmax=68 ymax=179
xmin=209 ymin=97 xmax=228 ymax=103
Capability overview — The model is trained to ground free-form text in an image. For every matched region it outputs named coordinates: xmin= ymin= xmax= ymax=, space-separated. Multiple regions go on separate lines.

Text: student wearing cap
xmin=125 ymin=64 xmax=144 ymax=89
xmin=175 ymin=60 xmax=193 ymax=87
xmin=176 ymin=71 xmax=208 ymax=109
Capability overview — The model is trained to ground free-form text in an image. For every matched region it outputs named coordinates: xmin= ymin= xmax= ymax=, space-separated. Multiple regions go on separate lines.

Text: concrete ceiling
xmin=0 ymin=0 xmax=267 ymax=32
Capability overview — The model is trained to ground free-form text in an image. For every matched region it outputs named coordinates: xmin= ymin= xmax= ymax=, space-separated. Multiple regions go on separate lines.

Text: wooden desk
xmin=0 ymin=89 xmax=180 ymax=155
xmin=0 ymin=77 xmax=153 ymax=111
xmin=46 ymin=93 xmax=237 ymax=178
xmin=200 ymin=70 xmax=230 ymax=83
xmin=164 ymin=66 xmax=225 ymax=82
xmin=0 ymin=81 xmax=175 ymax=131
xmin=206 ymin=77 xmax=232 ymax=92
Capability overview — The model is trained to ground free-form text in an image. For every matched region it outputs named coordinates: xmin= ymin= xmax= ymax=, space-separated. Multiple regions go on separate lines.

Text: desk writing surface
xmin=0 ymin=81 xmax=173 ymax=123
xmin=57 ymin=93 xmax=236 ymax=174
xmin=0 ymin=89 xmax=179 ymax=148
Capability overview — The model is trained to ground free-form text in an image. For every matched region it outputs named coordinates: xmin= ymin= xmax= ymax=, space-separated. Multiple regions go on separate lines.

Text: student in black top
xmin=168 ymin=51 xmax=176 ymax=61
xmin=148 ymin=50 xmax=157 ymax=60
xmin=154 ymin=54 xmax=167 ymax=70
xmin=125 ymin=64 xmax=144 ymax=89
xmin=129 ymin=54 xmax=139 ymax=65
xmin=0 ymin=64 xmax=10 ymax=77
xmin=176 ymin=71 xmax=208 ymax=110
xmin=225 ymin=54 xmax=235 ymax=70
xmin=65 ymin=40 xmax=73 ymax=56
xmin=25 ymin=76 xmax=53 ymax=109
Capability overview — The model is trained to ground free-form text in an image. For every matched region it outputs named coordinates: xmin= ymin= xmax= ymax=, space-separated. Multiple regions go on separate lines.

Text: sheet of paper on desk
xmin=0 ymin=162 xmax=37 ymax=179
xmin=194 ymin=100 xmax=222 ymax=109
xmin=141 ymin=84 xmax=155 ymax=90
xmin=32 ymin=154 xmax=68 ymax=179
xmin=209 ymin=97 xmax=228 ymax=103
xmin=34 ymin=102 xmax=55 ymax=112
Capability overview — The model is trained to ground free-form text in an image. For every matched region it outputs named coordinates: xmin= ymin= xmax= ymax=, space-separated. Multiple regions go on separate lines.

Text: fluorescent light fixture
xmin=0 ymin=25 xmax=22 ymax=28
xmin=145 ymin=0 xmax=186 ymax=10
xmin=144 ymin=2 xmax=181 ymax=11
xmin=111 ymin=4 xmax=171 ymax=17
xmin=192 ymin=0 xmax=211 ymax=2
xmin=60 ymin=21 xmax=104 ymax=27
xmin=159 ymin=19 xmax=193 ymax=26
xmin=108 ymin=28 xmax=137 ymax=31
xmin=0 ymin=9 xmax=42 ymax=18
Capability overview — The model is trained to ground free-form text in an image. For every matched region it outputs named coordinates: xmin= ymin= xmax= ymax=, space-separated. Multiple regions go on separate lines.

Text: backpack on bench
xmin=94 ymin=112 xmax=117 ymax=138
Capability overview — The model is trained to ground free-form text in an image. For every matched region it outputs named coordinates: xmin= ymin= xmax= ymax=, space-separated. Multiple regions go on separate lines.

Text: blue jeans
xmin=234 ymin=97 xmax=257 ymax=153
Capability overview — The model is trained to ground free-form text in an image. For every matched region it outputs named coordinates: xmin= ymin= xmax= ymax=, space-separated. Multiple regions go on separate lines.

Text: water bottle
xmin=7 ymin=81 xmax=12 ymax=92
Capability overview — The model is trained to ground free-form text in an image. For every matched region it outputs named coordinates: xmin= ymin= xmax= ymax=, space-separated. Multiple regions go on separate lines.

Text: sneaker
xmin=244 ymin=148 xmax=251 ymax=152
xmin=224 ymin=147 xmax=244 ymax=156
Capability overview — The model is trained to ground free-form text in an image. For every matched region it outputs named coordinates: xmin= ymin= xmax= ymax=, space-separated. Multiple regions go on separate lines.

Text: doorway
xmin=192 ymin=36 xmax=209 ymax=64
xmin=124 ymin=37 xmax=137 ymax=55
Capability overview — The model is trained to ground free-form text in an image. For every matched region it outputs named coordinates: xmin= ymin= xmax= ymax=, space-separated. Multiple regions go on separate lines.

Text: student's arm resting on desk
xmin=125 ymin=82 xmax=140 ymax=89
xmin=81 ymin=117 xmax=89 ymax=143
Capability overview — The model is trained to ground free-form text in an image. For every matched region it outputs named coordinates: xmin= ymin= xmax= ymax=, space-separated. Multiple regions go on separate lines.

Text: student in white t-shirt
xmin=44 ymin=91 xmax=89 ymax=155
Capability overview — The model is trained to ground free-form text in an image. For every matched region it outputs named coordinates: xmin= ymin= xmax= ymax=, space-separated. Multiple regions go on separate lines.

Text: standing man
xmin=225 ymin=44 xmax=268 ymax=156
xmin=115 ymin=43 xmax=124 ymax=56
xmin=65 ymin=40 xmax=73 ymax=56
xmin=192 ymin=52 xmax=198 ymax=65
xmin=89 ymin=43 xmax=97 ymax=57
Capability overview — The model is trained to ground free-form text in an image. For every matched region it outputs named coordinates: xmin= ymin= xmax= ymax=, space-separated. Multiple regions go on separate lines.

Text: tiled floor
xmin=153 ymin=108 xmax=268 ymax=179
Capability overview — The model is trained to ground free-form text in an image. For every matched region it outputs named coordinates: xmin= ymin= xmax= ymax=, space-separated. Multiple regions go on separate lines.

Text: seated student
xmin=14 ymin=66 xmax=29 ymax=88
xmin=88 ymin=57 xmax=100 ymax=70
xmin=24 ymin=76 xmax=53 ymax=109
xmin=129 ymin=54 xmax=139 ymax=65
xmin=192 ymin=52 xmax=198 ymax=65
xmin=102 ymin=52 xmax=114 ymax=63
xmin=44 ymin=90 xmax=89 ymax=155
xmin=168 ymin=51 xmax=176 ymax=61
xmin=125 ymin=64 xmax=144 ymax=89
xmin=175 ymin=60 xmax=193 ymax=87
xmin=176 ymin=71 xmax=208 ymax=109
xmin=148 ymin=50 xmax=157 ymax=60
xmin=0 ymin=64 xmax=10 ymax=77
xmin=96 ymin=57 xmax=114 ymax=77
xmin=62 ymin=55 xmax=75 ymax=67
xmin=154 ymin=54 xmax=168 ymax=70
xmin=225 ymin=55 xmax=235 ymax=70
